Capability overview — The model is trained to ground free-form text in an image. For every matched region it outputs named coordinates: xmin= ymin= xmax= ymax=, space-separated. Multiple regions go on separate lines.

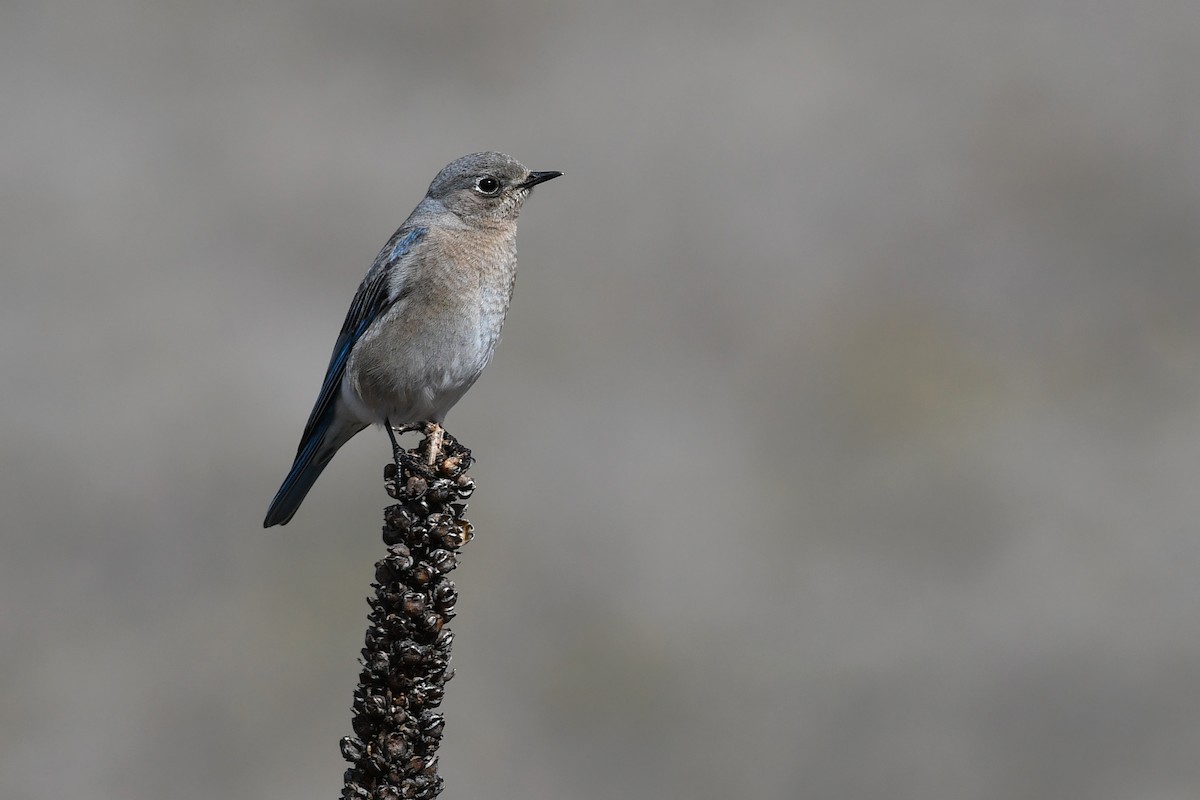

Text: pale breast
xmin=344 ymin=223 xmax=519 ymax=424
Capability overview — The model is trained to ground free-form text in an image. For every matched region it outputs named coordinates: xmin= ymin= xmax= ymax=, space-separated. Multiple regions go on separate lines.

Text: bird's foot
xmin=384 ymin=420 xmax=472 ymax=478
xmin=384 ymin=420 xmax=435 ymax=480
xmin=396 ymin=449 xmax=436 ymax=480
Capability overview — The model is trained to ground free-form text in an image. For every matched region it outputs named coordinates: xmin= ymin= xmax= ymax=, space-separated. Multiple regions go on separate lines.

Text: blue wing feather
xmin=292 ymin=225 xmax=427 ymax=452
xmin=264 ymin=225 xmax=427 ymax=527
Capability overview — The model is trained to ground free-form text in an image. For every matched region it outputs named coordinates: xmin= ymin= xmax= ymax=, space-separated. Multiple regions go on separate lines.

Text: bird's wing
xmin=294 ymin=225 xmax=428 ymax=451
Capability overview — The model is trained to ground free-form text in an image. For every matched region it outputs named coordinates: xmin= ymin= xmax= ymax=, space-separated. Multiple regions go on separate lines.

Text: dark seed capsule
xmin=376 ymin=559 xmax=407 ymax=585
xmin=437 ymin=520 xmax=472 ymax=549
xmin=405 ymin=476 xmax=427 ymax=498
xmin=412 ymin=563 xmax=434 ymax=584
xmin=401 ymin=592 xmax=426 ymax=617
xmin=432 ymin=583 xmax=458 ymax=611
xmin=376 ymin=594 xmax=402 ymax=616
xmin=367 ymin=652 xmax=390 ymax=675
xmin=351 ymin=714 xmax=375 ymax=739
xmin=386 ymin=545 xmax=413 ymax=571
xmin=364 ymin=694 xmax=389 ymax=717
xmin=384 ymin=505 xmax=416 ymax=533
xmin=339 ymin=735 xmax=365 ymax=762
xmin=388 ymin=614 xmax=414 ymax=637
xmin=395 ymin=640 xmax=424 ymax=665
xmin=382 ymin=732 xmax=410 ymax=760
xmin=429 ymin=549 xmax=457 ymax=572
xmin=389 ymin=706 xmax=411 ymax=729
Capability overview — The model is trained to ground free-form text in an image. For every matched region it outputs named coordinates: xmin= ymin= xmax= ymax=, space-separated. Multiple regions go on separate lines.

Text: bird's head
xmin=427 ymin=152 xmax=562 ymax=225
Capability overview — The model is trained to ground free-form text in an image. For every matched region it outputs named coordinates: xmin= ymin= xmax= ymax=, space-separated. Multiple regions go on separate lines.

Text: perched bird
xmin=264 ymin=152 xmax=561 ymax=527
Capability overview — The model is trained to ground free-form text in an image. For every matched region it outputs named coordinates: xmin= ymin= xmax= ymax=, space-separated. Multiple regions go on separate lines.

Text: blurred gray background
xmin=4 ymin=1 xmax=1199 ymax=798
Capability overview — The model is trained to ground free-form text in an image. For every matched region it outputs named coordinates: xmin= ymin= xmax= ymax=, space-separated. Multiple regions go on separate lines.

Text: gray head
xmin=426 ymin=152 xmax=562 ymax=225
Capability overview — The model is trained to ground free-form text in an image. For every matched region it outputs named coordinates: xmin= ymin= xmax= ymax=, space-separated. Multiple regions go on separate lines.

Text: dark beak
xmin=521 ymin=170 xmax=563 ymax=188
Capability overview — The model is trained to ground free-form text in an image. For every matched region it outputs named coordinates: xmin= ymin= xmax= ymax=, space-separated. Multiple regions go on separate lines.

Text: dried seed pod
xmin=411 ymin=562 xmax=434 ymax=585
xmin=404 ymin=475 xmax=427 ymax=498
xmin=386 ymin=544 xmax=413 ymax=570
xmin=436 ymin=519 xmax=472 ymax=548
xmin=375 ymin=559 xmax=408 ymax=585
xmin=400 ymin=592 xmax=426 ymax=617
xmin=363 ymin=693 xmax=389 ymax=718
xmin=366 ymin=652 xmax=390 ymax=678
xmin=381 ymin=731 xmax=410 ymax=761
xmin=384 ymin=505 xmax=418 ymax=534
xmin=432 ymin=583 xmax=458 ymax=612
xmin=394 ymin=640 xmax=424 ymax=665
xmin=340 ymin=735 xmax=366 ymax=762
xmin=429 ymin=549 xmax=457 ymax=573
xmin=350 ymin=713 xmax=375 ymax=740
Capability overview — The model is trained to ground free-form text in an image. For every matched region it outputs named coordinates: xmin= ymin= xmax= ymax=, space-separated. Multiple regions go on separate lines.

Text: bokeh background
xmin=4 ymin=1 xmax=1199 ymax=798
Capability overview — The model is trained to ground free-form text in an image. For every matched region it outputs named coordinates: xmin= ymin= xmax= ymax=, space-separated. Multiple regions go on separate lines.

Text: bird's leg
xmin=425 ymin=422 xmax=444 ymax=466
xmin=385 ymin=418 xmax=434 ymax=478
xmin=384 ymin=417 xmax=402 ymax=460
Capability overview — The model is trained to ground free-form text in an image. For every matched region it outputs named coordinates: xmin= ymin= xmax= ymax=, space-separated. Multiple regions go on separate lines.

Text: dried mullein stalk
xmin=341 ymin=429 xmax=475 ymax=800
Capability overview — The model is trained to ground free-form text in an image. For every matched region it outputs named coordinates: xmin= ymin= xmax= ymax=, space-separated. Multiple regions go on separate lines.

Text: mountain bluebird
xmin=264 ymin=152 xmax=561 ymax=527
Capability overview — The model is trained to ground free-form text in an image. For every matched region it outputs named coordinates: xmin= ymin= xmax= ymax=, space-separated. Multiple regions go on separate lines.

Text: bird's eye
xmin=474 ymin=176 xmax=501 ymax=195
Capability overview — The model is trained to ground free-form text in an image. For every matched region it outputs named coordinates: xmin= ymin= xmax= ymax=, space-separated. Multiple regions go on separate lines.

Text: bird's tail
xmin=264 ymin=416 xmax=364 ymax=527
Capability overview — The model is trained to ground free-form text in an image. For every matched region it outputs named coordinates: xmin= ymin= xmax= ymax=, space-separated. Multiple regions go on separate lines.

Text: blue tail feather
xmin=264 ymin=416 xmax=356 ymax=527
